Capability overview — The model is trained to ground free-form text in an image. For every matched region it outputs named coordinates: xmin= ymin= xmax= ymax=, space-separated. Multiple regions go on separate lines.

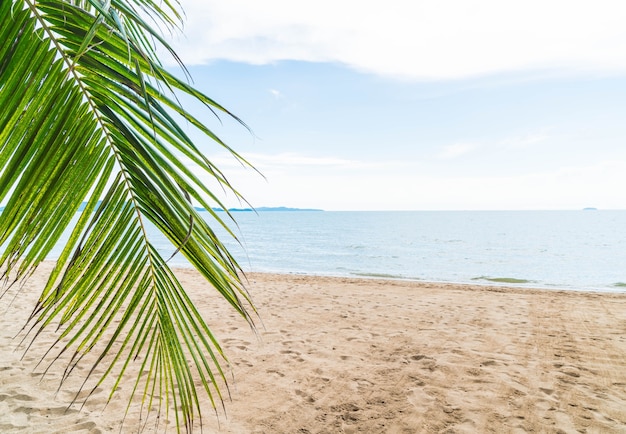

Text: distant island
xmin=200 ymin=206 xmax=323 ymax=212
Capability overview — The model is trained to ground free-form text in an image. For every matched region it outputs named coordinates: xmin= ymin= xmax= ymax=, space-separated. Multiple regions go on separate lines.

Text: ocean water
xmin=51 ymin=210 xmax=626 ymax=292
xmin=155 ymin=210 xmax=625 ymax=293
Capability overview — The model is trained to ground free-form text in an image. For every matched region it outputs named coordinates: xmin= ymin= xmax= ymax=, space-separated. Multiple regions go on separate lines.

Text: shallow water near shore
xmin=209 ymin=210 xmax=626 ymax=292
xmin=51 ymin=209 xmax=626 ymax=292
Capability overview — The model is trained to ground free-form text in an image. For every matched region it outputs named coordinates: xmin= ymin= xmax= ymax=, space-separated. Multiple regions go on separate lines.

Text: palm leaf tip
xmin=1 ymin=0 xmax=258 ymax=431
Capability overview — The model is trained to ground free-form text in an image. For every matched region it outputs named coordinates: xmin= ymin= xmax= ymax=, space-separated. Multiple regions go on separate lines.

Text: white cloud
xmin=437 ymin=142 xmax=478 ymax=159
xmin=169 ymin=0 xmax=626 ymax=79
xmin=186 ymin=149 xmax=626 ymax=210
xmin=436 ymin=130 xmax=549 ymax=160
xmin=261 ymin=161 xmax=626 ymax=210
xmin=499 ymin=132 xmax=550 ymax=149
xmin=269 ymin=88 xmax=283 ymax=99
xmin=207 ymin=152 xmax=398 ymax=171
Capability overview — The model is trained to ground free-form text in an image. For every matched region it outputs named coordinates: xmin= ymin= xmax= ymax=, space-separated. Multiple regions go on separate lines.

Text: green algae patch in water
xmin=472 ymin=276 xmax=533 ymax=284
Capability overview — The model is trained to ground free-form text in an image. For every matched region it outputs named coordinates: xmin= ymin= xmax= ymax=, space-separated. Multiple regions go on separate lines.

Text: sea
xmin=152 ymin=210 xmax=626 ymax=293
xmin=49 ymin=210 xmax=626 ymax=293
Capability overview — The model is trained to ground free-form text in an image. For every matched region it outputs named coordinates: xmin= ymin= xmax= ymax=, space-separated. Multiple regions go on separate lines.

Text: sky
xmin=165 ymin=0 xmax=626 ymax=211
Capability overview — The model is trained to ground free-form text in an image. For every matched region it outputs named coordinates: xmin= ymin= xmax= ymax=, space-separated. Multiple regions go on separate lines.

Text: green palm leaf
xmin=0 ymin=0 xmax=256 ymax=431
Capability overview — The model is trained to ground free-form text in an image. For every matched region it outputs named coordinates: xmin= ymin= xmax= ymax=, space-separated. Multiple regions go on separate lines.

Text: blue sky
xmin=167 ymin=0 xmax=626 ymax=211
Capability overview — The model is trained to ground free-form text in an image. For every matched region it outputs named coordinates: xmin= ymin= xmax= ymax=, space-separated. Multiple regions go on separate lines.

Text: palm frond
xmin=0 ymin=0 xmax=256 ymax=431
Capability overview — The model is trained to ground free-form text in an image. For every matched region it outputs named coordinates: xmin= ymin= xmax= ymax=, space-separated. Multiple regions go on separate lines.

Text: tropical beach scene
xmin=1 ymin=1 xmax=626 ymax=433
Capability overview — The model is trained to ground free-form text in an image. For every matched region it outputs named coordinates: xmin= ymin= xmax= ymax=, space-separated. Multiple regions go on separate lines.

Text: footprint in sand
xmin=559 ymin=366 xmax=581 ymax=378
xmin=329 ymin=402 xmax=361 ymax=422
xmin=266 ymin=368 xmax=285 ymax=377
xmin=295 ymin=389 xmax=315 ymax=403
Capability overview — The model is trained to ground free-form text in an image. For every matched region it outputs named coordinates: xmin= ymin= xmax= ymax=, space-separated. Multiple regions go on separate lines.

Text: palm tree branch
xmin=1 ymin=0 xmax=257 ymax=431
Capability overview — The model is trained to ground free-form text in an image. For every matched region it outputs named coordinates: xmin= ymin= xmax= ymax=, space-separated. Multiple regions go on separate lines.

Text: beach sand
xmin=1 ymin=263 xmax=626 ymax=433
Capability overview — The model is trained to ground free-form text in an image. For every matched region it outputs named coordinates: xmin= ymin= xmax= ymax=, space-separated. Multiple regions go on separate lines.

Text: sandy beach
xmin=1 ymin=264 xmax=626 ymax=433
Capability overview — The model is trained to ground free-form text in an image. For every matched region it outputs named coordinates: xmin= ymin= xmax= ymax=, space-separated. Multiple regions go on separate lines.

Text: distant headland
xmin=0 ymin=203 xmax=323 ymax=213
xmin=79 ymin=203 xmax=324 ymax=213
xmin=201 ymin=206 xmax=324 ymax=212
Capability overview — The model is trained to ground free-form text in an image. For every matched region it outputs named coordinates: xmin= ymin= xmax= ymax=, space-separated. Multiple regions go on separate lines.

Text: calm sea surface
xmin=52 ymin=210 xmax=626 ymax=292
xmin=159 ymin=210 xmax=626 ymax=292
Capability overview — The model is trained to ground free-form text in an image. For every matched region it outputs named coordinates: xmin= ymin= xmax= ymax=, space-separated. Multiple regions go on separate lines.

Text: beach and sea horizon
xmin=2 ymin=208 xmax=626 ymax=432
xmin=4 ymin=0 xmax=626 ymax=431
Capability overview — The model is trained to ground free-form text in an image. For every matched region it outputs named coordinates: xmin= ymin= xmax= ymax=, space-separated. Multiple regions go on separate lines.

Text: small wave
xmin=352 ymin=272 xmax=405 ymax=279
xmin=471 ymin=276 xmax=533 ymax=284
xmin=613 ymin=282 xmax=626 ymax=287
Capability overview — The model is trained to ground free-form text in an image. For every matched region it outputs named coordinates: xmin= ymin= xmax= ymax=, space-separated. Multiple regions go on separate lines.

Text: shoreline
xmin=1 ymin=265 xmax=626 ymax=432
xmin=238 ymin=269 xmax=626 ymax=295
